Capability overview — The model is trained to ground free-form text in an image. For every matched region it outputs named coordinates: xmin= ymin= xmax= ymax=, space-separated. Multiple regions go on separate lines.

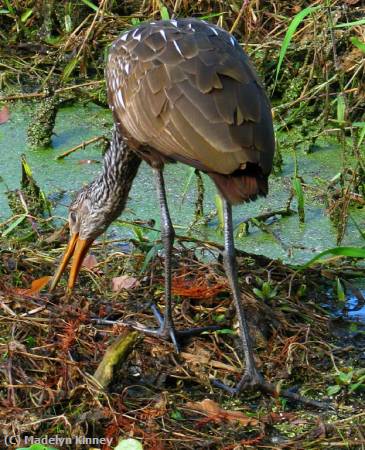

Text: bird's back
xmin=106 ymin=19 xmax=275 ymax=203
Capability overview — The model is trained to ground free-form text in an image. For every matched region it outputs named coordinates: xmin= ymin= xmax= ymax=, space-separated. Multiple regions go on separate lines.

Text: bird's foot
xmin=214 ymin=369 xmax=331 ymax=409
xmin=128 ymin=304 xmax=221 ymax=353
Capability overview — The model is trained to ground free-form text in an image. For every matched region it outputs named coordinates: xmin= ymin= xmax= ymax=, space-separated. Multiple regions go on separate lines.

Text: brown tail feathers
xmin=209 ymin=163 xmax=269 ymax=205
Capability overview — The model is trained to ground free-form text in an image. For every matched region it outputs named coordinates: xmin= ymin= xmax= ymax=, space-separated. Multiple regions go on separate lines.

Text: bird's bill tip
xmin=49 ymin=233 xmax=93 ymax=293
xmin=67 ymin=237 xmax=93 ymax=292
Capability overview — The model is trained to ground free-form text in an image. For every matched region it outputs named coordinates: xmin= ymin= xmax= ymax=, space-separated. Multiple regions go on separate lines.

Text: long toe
xmin=126 ymin=319 xmax=222 ymax=353
xmin=214 ymin=371 xmax=331 ymax=409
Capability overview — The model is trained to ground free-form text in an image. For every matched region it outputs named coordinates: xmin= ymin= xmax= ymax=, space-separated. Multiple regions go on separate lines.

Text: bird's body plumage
xmin=106 ymin=18 xmax=275 ymax=203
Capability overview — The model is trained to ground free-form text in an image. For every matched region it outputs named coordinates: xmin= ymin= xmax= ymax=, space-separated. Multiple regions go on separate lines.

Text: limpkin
xmin=50 ymin=19 xmax=322 ymax=406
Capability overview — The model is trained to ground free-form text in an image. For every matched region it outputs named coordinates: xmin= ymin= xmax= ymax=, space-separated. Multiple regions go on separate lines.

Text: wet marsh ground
xmin=0 ymin=1 xmax=365 ymax=448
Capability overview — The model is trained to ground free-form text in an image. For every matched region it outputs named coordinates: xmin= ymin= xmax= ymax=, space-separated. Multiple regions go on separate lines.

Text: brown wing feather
xmin=106 ymin=19 xmax=275 ymax=203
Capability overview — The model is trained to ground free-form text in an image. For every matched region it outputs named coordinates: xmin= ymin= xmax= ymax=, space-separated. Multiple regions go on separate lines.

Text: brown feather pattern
xmin=106 ymin=19 xmax=275 ymax=204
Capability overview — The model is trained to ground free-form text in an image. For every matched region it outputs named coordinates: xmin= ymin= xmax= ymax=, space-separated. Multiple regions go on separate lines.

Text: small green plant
xmin=170 ymin=409 xmax=184 ymax=420
xmin=253 ymin=281 xmax=278 ymax=301
xmin=327 ymin=368 xmax=365 ymax=396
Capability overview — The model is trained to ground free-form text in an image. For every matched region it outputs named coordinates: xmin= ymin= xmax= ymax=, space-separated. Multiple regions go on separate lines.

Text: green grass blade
xmin=199 ymin=12 xmax=225 ymax=20
xmin=21 ymin=8 xmax=33 ymax=22
xmin=350 ymin=37 xmax=365 ymax=53
xmin=336 ymin=94 xmax=346 ymax=123
xmin=2 ymin=215 xmax=27 ymax=237
xmin=3 ymin=0 xmax=14 ymax=14
xmin=298 ymin=246 xmax=365 ymax=269
xmin=80 ymin=0 xmax=99 ymax=12
xmin=180 ymin=167 xmax=195 ymax=206
xmin=62 ymin=57 xmax=79 ymax=81
xmin=214 ymin=194 xmax=224 ymax=231
xmin=334 ymin=18 xmax=365 ymax=28
xmin=275 ymin=5 xmax=321 ymax=84
xmin=353 ymin=122 xmax=365 ymax=146
xmin=160 ymin=6 xmax=170 ymax=20
xmin=292 ymin=177 xmax=305 ymax=222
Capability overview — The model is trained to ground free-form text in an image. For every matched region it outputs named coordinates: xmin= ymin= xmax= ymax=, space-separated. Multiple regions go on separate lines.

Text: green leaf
xmin=336 ymin=94 xmax=346 ymax=123
xmin=214 ymin=194 xmax=224 ymax=231
xmin=198 ymin=12 xmax=225 ymax=21
xmin=275 ymin=5 xmax=321 ymax=84
xmin=327 ymin=384 xmax=341 ymax=396
xmin=338 ymin=370 xmax=353 ymax=384
xmin=114 ymin=438 xmax=143 ymax=450
xmin=160 ymin=6 xmax=170 ymax=20
xmin=80 ymin=0 xmax=99 ymax=12
xmin=213 ymin=313 xmax=226 ymax=323
xmin=2 ymin=214 xmax=27 ymax=237
xmin=64 ymin=14 xmax=72 ymax=33
xmin=336 ymin=278 xmax=346 ymax=303
xmin=292 ymin=177 xmax=305 ymax=222
xmin=44 ymin=35 xmax=62 ymax=45
xmin=62 ymin=57 xmax=79 ymax=81
xmin=171 ymin=409 xmax=184 ymax=420
xmin=132 ymin=225 xmax=145 ymax=242
xmin=353 ymin=122 xmax=365 ymax=147
xmin=298 ymin=246 xmax=365 ymax=269
xmin=214 ymin=328 xmax=236 ymax=335
xmin=180 ymin=167 xmax=195 ymax=205
xmin=26 ymin=335 xmax=36 ymax=348
xmin=350 ymin=37 xmax=365 ymax=53
xmin=3 ymin=0 xmax=15 ymax=14
xmin=349 ymin=375 xmax=365 ymax=392
xmin=131 ymin=18 xmax=140 ymax=26
xmin=20 ymin=8 xmax=33 ymax=22
xmin=0 ymin=9 xmax=10 ymax=14
xmin=140 ymin=243 xmax=163 ymax=273
xmin=334 ymin=18 xmax=365 ymax=28
xmin=253 ymin=287 xmax=265 ymax=300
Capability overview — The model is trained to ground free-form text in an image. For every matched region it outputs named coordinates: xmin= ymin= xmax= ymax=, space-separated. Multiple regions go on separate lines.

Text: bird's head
xmin=49 ymin=184 xmax=113 ymax=294
xmin=48 ymin=125 xmax=141 ymax=295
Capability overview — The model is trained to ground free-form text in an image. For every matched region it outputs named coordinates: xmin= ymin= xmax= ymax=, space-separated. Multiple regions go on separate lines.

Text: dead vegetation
xmin=0 ymin=0 xmax=364 ymax=448
xmin=0 ymin=226 xmax=364 ymax=448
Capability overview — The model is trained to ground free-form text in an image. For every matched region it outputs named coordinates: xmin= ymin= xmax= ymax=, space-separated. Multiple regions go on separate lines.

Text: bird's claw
xmin=126 ymin=303 xmax=221 ymax=353
xmin=213 ymin=369 xmax=264 ymax=395
xmin=213 ymin=370 xmax=331 ymax=409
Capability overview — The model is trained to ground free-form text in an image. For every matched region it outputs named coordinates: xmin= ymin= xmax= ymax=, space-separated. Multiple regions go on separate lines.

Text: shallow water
xmin=1 ymin=101 xmax=363 ymax=265
xmin=1 ymin=101 xmax=364 ymax=325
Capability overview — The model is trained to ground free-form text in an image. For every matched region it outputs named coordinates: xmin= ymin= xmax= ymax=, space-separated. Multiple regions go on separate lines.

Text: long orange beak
xmin=49 ymin=233 xmax=93 ymax=294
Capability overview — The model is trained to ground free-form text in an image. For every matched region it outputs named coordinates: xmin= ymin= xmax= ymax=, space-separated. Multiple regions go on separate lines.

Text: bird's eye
xmin=70 ymin=211 xmax=77 ymax=223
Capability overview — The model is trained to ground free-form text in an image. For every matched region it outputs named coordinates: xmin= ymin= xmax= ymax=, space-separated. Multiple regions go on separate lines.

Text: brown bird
xmin=50 ymin=19 xmax=322 ymax=405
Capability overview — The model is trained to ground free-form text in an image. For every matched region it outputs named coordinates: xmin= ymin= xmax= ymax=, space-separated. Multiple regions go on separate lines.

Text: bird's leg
xmin=153 ymin=167 xmax=178 ymax=345
xmin=216 ymin=199 xmax=264 ymax=388
xmin=126 ymin=168 xmax=221 ymax=352
xmin=214 ymin=199 xmax=329 ymax=408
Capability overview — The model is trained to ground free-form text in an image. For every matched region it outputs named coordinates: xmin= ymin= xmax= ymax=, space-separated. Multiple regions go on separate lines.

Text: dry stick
xmin=230 ymin=0 xmax=249 ymax=34
xmin=56 ymin=136 xmax=106 ymax=160
xmin=75 ymin=0 xmax=107 ymax=63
